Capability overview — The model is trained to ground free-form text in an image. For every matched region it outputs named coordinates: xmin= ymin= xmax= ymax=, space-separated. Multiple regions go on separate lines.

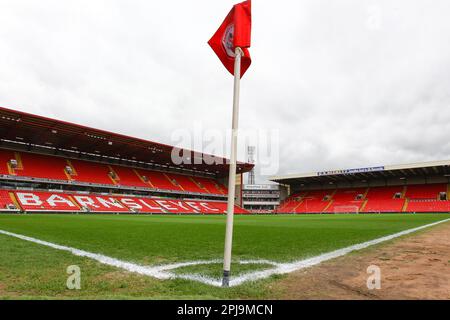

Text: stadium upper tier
xmin=277 ymin=184 xmax=450 ymax=213
xmin=0 ymin=149 xmax=228 ymax=196
xmin=0 ymin=106 xmax=253 ymax=177
xmin=0 ymin=189 xmax=248 ymax=214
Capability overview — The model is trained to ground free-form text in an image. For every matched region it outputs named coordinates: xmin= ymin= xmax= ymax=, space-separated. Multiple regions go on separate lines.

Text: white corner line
xmin=0 ymin=217 xmax=449 ymax=288
xmin=228 ymin=217 xmax=450 ymax=286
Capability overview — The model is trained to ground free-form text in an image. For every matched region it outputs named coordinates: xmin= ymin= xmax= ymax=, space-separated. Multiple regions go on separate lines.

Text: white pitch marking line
xmin=0 ymin=217 xmax=449 ymax=287
xmin=228 ymin=217 xmax=450 ymax=286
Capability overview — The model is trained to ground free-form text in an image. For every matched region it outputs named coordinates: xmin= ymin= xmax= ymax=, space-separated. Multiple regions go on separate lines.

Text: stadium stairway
xmin=360 ymin=199 xmax=369 ymax=212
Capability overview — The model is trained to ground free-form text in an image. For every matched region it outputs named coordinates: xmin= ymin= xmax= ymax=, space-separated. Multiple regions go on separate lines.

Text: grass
xmin=0 ymin=213 xmax=448 ymax=299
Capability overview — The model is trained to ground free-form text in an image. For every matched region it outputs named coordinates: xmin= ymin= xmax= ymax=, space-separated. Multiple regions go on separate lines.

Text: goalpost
xmin=333 ymin=206 xmax=360 ymax=214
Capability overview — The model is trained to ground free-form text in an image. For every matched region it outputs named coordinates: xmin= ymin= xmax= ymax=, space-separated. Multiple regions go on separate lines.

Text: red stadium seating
xmin=72 ymin=194 xmax=129 ymax=212
xmin=69 ymin=160 xmax=115 ymax=185
xmin=0 ymin=149 xmax=229 ymax=196
xmin=406 ymin=200 xmax=450 ymax=213
xmin=332 ymin=188 xmax=367 ymax=201
xmin=0 ymin=149 xmax=14 ymax=175
xmin=0 ymin=190 xmax=16 ymax=211
xmin=110 ymin=165 xmax=149 ymax=188
xmin=365 ymin=186 xmax=404 ymax=200
xmin=294 ymin=190 xmax=332 ymax=213
xmin=277 ymin=184 xmax=450 ymax=214
xmin=405 ymin=184 xmax=446 ymax=200
xmin=135 ymin=169 xmax=183 ymax=191
xmin=4 ymin=190 xmax=249 ymax=214
xmin=322 ymin=188 xmax=366 ymax=213
xmin=193 ymin=177 xmax=226 ymax=195
xmin=166 ymin=173 xmax=206 ymax=194
xmin=17 ymin=153 xmax=68 ymax=181
xmin=210 ymin=201 xmax=250 ymax=214
xmin=277 ymin=200 xmax=300 ymax=213
xmin=14 ymin=191 xmax=79 ymax=212
xmin=324 ymin=200 xmax=364 ymax=213
xmin=190 ymin=201 xmax=227 ymax=214
xmin=362 ymin=186 xmax=405 ymax=213
xmin=363 ymin=199 xmax=405 ymax=213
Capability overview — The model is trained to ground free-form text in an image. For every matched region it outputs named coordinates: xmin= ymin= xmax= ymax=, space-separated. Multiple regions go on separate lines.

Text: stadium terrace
xmin=271 ymin=162 xmax=450 ymax=214
xmin=0 ymin=106 xmax=252 ymax=214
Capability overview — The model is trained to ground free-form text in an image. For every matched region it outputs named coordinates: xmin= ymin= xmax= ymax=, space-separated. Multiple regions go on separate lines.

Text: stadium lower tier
xmin=0 ymin=190 xmax=249 ymax=214
xmin=277 ymin=183 xmax=450 ymax=213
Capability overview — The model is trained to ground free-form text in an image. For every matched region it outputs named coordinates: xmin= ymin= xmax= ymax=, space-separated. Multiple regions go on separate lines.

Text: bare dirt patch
xmin=274 ymin=222 xmax=450 ymax=300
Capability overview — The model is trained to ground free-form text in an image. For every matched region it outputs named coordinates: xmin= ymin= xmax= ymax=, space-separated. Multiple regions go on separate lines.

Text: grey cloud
xmin=1 ymin=0 xmax=450 ymax=184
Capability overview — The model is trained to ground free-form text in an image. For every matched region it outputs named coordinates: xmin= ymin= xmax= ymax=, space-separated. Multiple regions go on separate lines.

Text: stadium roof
xmin=0 ymin=106 xmax=253 ymax=177
xmin=270 ymin=160 xmax=450 ymax=185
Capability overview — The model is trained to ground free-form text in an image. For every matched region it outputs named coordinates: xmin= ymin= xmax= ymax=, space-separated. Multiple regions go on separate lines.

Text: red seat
xmin=72 ymin=194 xmax=130 ymax=212
xmin=363 ymin=199 xmax=405 ymax=213
xmin=193 ymin=177 xmax=227 ymax=195
xmin=325 ymin=200 xmax=363 ymax=213
xmin=295 ymin=190 xmax=332 ymax=213
xmin=14 ymin=191 xmax=79 ymax=212
xmin=406 ymin=200 xmax=450 ymax=212
xmin=0 ymin=149 xmax=15 ymax=175
xmin=166 ymin=173 xmax=206 ymax=193
xmin=110 ymin=165 xmax=149 ymax=188
xmin=0 ymin=190 xmax=15 ymax=210
xmin=405 ymin=184 xmax=446 ymax=200
xmin=2 ymin=189 xmax=249 ymax=214
xmin=17 ymin=152 xmax=68 ymax=181
xmin=135 ymin=169 xmax=183 ymax=191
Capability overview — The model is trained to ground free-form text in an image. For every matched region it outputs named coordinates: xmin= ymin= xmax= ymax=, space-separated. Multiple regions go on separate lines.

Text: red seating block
xmin=110 ymin=165 xmax=149 ymax=188
xmin=407 ymin=200 xmax=450 ymax=212
xmin=0 ymin=190 xmax=15 ymax=210
xmin=18 ymin=153 xmax=68 ymax=181
xmin=363 ymin=199 xmax=405 ymax=213
xmin=72 ymin=195 xmax=130 ymax=212
xmin=405 ymin=184 xmax=446 ymax=200
xmin=166 ymin=173 xmax=206 ymax=193
xmin=70 ymin=160 xmax=115 ymax=185
xmin=193 ymin=177 xmax=226 ymax=195
xmin=135 ymin=169 xmax=183 ymax=191
xmin=14 ymin=191 xmax=79 ymax=212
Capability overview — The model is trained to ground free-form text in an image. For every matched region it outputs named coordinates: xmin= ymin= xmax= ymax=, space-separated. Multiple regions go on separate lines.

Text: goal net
xmin=333 ymin=206 xmax=360 ymax=214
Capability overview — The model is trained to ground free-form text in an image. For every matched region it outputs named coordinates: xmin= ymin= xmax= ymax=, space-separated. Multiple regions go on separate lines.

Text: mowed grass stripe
xmin=0 ymin=214 xmax=448 ymax=265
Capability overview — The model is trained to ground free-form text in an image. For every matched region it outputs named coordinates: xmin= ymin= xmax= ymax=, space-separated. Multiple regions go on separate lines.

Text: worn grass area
xmin=0 ymin=213 xmax=448 ymax=299
xmin=173 ymin=262 xmax=275 ymax=280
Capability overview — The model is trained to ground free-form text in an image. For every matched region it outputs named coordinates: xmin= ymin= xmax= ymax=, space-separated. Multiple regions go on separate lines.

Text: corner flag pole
xmin=222 ymin=47 xmax=243 ymax=287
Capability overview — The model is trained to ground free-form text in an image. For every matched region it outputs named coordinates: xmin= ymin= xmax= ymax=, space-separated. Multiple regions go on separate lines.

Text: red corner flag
xmin=208 ymin=0 xmax=252 ymax=77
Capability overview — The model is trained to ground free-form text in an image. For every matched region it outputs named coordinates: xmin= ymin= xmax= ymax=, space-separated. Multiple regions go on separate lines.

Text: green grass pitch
xmin=0 ymin=213 xmax=448 ymax=299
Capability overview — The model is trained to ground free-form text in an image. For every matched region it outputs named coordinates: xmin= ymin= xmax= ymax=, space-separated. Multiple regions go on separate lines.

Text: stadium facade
xmin=272 ymin=162 xmax=450 ymax=213
xmin=242 ymin=184 xmax=280 ymax=212
xmin=0 ymin=107 xmax=252 ymax=214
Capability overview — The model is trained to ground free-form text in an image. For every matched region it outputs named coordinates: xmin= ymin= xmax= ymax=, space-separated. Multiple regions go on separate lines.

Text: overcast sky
xmin=1 ymin=0 xmax=450 ymax=183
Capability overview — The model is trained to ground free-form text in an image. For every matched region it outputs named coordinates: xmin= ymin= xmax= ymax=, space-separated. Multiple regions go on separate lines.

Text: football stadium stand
xmin=0 ymin=106 xmax=252 ymax=214
xmin=272 ymin=161 xmax=450 ymax=214
xmin=0 ymin=190 xmax=17 ymax=211
xmin=276 ymin=184 xmax=450 ymax=214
